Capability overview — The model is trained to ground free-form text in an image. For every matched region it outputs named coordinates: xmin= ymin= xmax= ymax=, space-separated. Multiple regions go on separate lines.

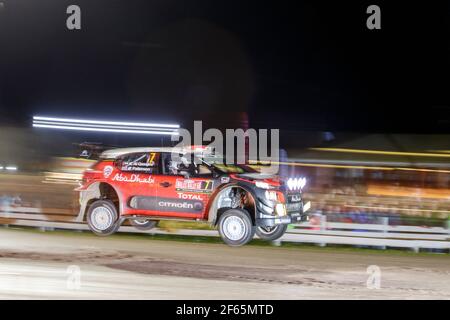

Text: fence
xmin=287 ymin=215 xmax=450 ymax=252
xmin=0 ymin=207 xmax=449 ymax=252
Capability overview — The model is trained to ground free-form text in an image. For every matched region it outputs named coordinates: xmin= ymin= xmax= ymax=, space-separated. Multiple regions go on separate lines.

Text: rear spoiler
xmin=73 ymin=142 xmax=122 ymax=160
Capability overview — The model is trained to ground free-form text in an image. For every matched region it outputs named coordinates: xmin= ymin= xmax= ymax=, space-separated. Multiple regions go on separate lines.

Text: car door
xmin=112 ymin=151 xmax=161 ymax=216
xmin=154 ymin=153 xmax=215 ymax=219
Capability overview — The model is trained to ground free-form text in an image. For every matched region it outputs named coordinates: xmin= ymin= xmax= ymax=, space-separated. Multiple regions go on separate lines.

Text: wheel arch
xmin=76 ymin=182 xmax=121 ymax=222
xmin=207 ymin=183 xmax=257 ymax=225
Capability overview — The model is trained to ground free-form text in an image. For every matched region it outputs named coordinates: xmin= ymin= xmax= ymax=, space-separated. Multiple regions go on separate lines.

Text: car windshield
xmin=199 ymin=155 xmax=258 ymax=174
xmin=212 ymin=164 xmax=257 ymax=174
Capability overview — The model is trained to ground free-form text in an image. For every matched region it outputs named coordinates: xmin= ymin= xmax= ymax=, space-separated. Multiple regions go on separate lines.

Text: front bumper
xmin=256 ymin=211 xmax=309 ymax=228
xmin=254 ymin=188 xmax=310 ymax=228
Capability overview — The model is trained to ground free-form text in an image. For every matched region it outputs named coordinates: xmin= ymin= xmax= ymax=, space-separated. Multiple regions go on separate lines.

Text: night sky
xmin=0 ymin=1 xmax=449 ymax=133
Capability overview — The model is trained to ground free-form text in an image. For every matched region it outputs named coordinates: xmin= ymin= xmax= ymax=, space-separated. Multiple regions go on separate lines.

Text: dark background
xmin=0 ymin=0 xmax=449 ymax=133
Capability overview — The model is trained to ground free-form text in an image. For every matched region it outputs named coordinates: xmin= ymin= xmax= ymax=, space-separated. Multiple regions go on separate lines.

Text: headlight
xmin=265 ymin=190 xmax=278 ymax=201
xmin=287 ymin=177 xmax=307 ymax=191
xmin=265 ymin=190 xmax=277 ymax=201
xmin=303 ymin=201 xmax=311 ymax=213
xmin=255 ymin=181 xmax=272 ymax=189
xmin=265 ymin=190 xmax=285 ymax=202
xmin=287 ymin=178 xmax=296 ymax=191
xmin=275 ymin=203 xmax=287 ymax=216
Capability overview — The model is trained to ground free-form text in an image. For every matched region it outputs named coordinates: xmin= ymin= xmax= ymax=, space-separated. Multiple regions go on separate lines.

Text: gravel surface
xmin=0 ymin=227 xmax=448 ymax=299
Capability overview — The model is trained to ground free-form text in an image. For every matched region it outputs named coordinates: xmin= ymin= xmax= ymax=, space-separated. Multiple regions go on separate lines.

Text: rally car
xmin=76 ymin=146 xmax=310 ymax=246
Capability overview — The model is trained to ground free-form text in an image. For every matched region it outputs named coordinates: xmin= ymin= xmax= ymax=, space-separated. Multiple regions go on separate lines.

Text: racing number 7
xmin=148 ymin=152 xmax=156 ymax=166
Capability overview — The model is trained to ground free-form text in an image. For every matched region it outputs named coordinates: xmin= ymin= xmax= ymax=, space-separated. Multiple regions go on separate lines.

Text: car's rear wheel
xmin=256 ymin=224 xmax=288 ymax=241
xmin=87 ymin=200 xmax=120 ymax=236
xmin=130 ymin=218 xmax=158 ymax=231
xmin=218 ymin=209 xmax=255 ymax=247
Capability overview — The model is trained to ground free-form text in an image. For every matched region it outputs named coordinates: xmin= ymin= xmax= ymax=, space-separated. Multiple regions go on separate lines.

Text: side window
xmin=161 ymin=153 xmax=212 ymax=177
xmin=162 ymin=153 xmax=183 ymax=175
xmin=116 ymin=152 xmax=160 ymax=174
xmin=196 ymin=164 xmax=212 ymax=176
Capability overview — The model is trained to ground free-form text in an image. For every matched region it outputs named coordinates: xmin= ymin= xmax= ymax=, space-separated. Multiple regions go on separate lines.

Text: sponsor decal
xmin=130 ymin=196 xmax=203 ymax=213
xmin=103 ymin=165 xmax=113 ymax=178
xmin=175 ymin=179 xmax=213 ymax=193
xmin=121 ymin=162 xmax=155 ymax=173
xmin=287 ymin=202 xmax=301 ymax=212
xmin=220 ymin=176 xmax=230 ymax=184
xmin=112 ymin=173 xmax=155 ymax=184
xmin=120 ymin=152 xmax=159 ymax=173
xmin=158 ymin=200 xmax=203 ymax=211
xmin=177 ymin=192 xmax=203 ymax=201
xmin=290 ymin=194 xmax=302 ymax=202
xmin=80 ymin=149 xmax=90 ymax=157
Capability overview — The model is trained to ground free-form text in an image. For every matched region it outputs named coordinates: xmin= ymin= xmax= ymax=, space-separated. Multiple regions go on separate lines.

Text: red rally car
xmin=76 ymin=146 xmax=310 ymax=246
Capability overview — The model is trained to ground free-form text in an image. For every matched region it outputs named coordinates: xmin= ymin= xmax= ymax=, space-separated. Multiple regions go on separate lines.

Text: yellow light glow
xmin=250 ymin=160 xmax=450 ymax=174
xmin=251 ymin=160 xmax=394 ymax=171
xmin=275 ymin=204 xmax=287 ymax=216
xmin=345 ymin=204 xmax=450 ymax=214
xmin=396 ymin=168 xmax=450 ymax=174
xmin=367 ymin=184 xmax=450 ymax=199
xmin=309 ymin=147 xmax=450 ymax=158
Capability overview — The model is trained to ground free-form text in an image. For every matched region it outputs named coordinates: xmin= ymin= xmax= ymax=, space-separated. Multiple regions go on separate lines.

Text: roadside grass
xmin=1 ymin=224 xmax=449 ymax=257
xmin=157 ymin=220 xmax=214 ymax=231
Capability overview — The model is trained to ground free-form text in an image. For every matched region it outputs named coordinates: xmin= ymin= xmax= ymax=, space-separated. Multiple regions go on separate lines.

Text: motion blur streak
xmin=396 ymin=168 xmax=450 ymax=174
xmin=43 ymin=172 xmax=83 ymax=185
xmin=32 ymin=116 xmax=180 ymax=128
xmin=252 ymin=160 xmax=394 ymax=170
xmin=254 ymin=160 xmax=449 ymax=174
xmin=345 ymin=205 xmax=450 ymax=214
xmin=32 ymin=124 xmax=180 ymax=135
xmin=310 ymin=147 xmax=450 ymax=158
xmin=32 ymin=116 xmax=180 ymax=135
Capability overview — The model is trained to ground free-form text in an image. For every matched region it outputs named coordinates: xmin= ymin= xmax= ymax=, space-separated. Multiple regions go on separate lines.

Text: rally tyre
xmin=130 ymin=219 xmax=158 ymax=231
xmin=256 ymin=224 xmax=288 ymax=241
xmin=218 ymin=209 xmax=255 ymax=247
xmin=87 ymin=200 xmax=120 ymax=236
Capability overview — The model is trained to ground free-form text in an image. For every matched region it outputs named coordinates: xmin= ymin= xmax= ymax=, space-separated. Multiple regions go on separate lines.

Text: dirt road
xmin=0 ymin=227 xmax=448 ymax=299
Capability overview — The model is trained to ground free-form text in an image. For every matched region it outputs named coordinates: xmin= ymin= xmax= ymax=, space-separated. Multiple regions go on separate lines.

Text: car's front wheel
xmin=218 ymin=209 xmax=255 ymax=247
xmin=255 ymin=224 xmax=288 ymax=241
xmin=87 ymin=200 xmax=120 ymax=236
xmin=130 ymin=218 xmax=158 ymax=231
